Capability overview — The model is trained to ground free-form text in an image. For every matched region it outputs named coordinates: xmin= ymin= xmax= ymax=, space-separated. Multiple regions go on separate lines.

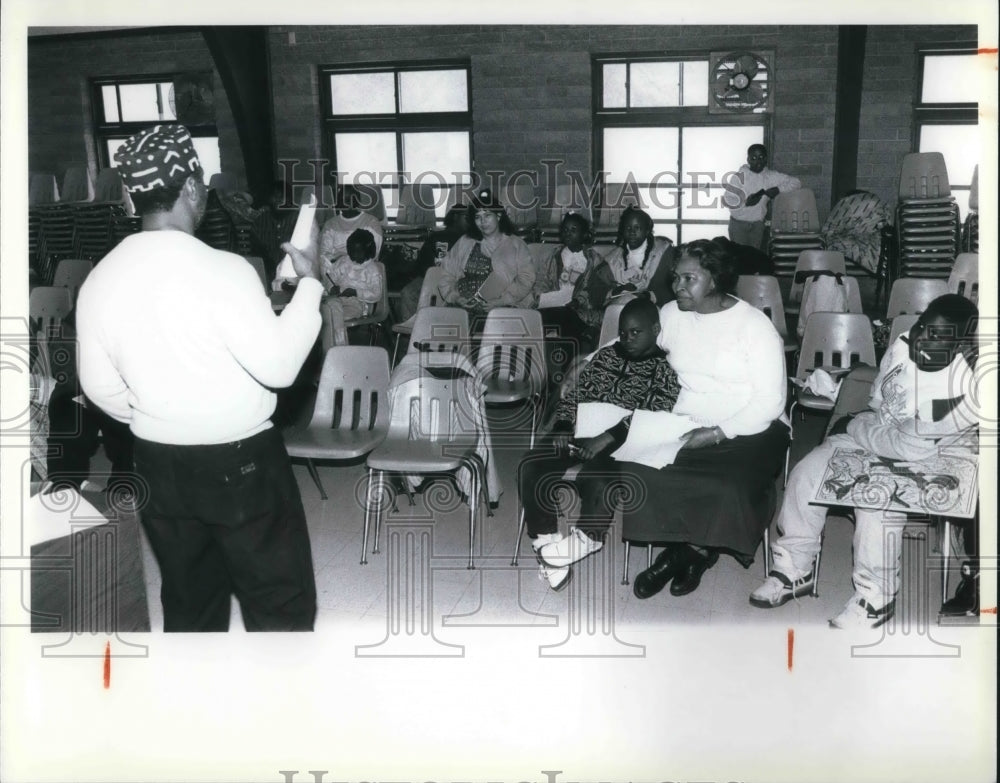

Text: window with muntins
xmin=321 ymin=60 xmax=473 ymax=222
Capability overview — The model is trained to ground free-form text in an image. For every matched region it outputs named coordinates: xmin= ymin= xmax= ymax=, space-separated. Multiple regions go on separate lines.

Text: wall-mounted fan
xmin=709 ymin=51 xmax=773 ymax=114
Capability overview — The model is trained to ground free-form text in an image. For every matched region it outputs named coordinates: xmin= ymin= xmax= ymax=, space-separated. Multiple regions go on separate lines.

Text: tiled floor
xmin=134 ymin=396 xmax=959 ymax=635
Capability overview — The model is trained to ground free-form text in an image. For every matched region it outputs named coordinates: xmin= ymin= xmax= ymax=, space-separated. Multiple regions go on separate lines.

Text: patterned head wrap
xmin=114 ymin=124 xmax=201 ymax=193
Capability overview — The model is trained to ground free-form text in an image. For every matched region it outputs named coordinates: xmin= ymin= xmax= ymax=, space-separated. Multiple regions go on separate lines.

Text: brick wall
xmin=27 ymin=24 xmax=977 ymax=224
xmin=269 ymin=24 xmax=841 ymax=215
xmin=27 ymin=29 xmax=245 ymax=191
xmin=858 ymin=25 xmax=977 ymax=210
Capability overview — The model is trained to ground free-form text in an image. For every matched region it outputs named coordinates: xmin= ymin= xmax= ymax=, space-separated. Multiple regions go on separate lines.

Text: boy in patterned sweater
xmin=517 ymin=298 xmax=680 ymax=589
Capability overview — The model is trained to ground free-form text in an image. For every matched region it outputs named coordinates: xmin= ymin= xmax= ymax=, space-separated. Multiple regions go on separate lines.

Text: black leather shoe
xmin=633 ymin=545 xmax=686 ymax=599
xmin=669 ymin=548 xmax=719 ymax=596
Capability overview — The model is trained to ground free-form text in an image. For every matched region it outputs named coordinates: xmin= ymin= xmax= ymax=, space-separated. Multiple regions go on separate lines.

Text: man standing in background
xmin=726 ymin=143 xmax=801 ymax=251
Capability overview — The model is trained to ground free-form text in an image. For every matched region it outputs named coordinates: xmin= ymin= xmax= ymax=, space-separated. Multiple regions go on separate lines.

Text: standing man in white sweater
xmin=726 ymin=144 xmax=801 ymax=251
xmin=77 ymin=125 xmax=323 ymax=632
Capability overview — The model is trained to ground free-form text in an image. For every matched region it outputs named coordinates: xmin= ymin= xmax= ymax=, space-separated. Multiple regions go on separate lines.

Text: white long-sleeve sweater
xmin=657 ymin=297 xmax=787 ymax=437
xmin=77 ymin=230 xmax=322 ymax=445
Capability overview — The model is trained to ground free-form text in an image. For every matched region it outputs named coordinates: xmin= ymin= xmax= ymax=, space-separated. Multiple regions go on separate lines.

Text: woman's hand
xmin=679 ymin=426 xmax=725 ymax=450
xmin=573 ymin=433 xmax=614 ymax=460
xmin=281 ymin=241 xmax=320 ymax=281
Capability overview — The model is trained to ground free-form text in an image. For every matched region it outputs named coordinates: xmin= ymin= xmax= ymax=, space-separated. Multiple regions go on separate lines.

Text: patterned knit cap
xmin=114 ymin=124 xmax=201 ymax=193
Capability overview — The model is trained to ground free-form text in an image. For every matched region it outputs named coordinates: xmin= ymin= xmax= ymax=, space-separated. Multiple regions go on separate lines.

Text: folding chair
xmin=885 ymin=278 xmax=949 ymax=319
xmin=408 ymin=306 xmax=471 ymax=358
xmin=390 ymin=266 xmax=446 ymax=364
xmin=51 ymin=258 xmax=93 ymax=302
xmin=283 ymin=346 xmax=391 ymax=501
xmin=736 ymin=274 xmax=796 ymax=357
xmin=948 ymin=253 xmax=978 ymax=304
xmin=476 ymin=308 xmax=547 ymax=448
xmin=787 ymin=250 xmax=847 ymax=313
xmin=363 ymin=367 xmax=487 ymax=567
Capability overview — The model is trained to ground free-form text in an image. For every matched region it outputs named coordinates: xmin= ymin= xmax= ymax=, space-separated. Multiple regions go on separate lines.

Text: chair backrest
xmin=243 ymin=256 xmax=268 ymax=292
xmin=476 ymin=307 xmax=547 ymax=394
xmin=408 ymin=306 xmax=471 ymax=356
xmin=387 ymin=371 xmax=481 ymax=444
xmin=795 ymin=312 xmax=876 ymax=377
xmin=899 ymin=152 xmax=951 ymax=200
xmin=396 ymin=183 xmax=437 ymax=227
xmin=60 ymin=165 xmax=94 ymax=202
xmin=888 ymin=314 xmax=920 ymax=346
xmin=948 ymin=252 xmax=979 ymax=304
xmin=598 ymin=302 xmax=627 ymax=347
xmin=29 ymin=286 xmax=73 ymax=337
xmin=885 ymin=277 xmax=950 ymax=319
xmin=51 ymin=258 xmax=94 ymax=300
xmin=797 ymin=274 xmax=862 ymax=337
xmin=736 ymin=275 xmax=788 ymax=338
xmin=771 ymin=188 xmax=820 ymax=233
xmin=591 ymin=244 xmax=617 ymax=260
xmin=416 ymin=266 xmax=446 ymax=310
xmin=29 ymin=173 xmax=59 ymax=205
xmin=309 ymin=346 xmax=391 ymax=434
xmin=94 ymin=168 xmax=126 ymax=203
xmin=789 ymin=249 xmax=847 ymax=305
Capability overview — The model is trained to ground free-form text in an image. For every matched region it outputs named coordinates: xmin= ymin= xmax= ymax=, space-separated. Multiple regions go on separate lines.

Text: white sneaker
xmin=749 ymin=568 xmax=816 ymax=608
xmin=538 ymin=527 xmax=603 ymax=568
xmin=531 ymin=533 xmax=563 ymax=554
xmin=829 ymin=595 xmax=895 ymax=629
xmin=538 ymin=564 xmax=571 ymax=591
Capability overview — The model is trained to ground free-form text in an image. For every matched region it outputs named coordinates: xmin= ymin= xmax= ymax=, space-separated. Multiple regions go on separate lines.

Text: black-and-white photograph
xmin=1 ymin=2 xmax=996 ymax=782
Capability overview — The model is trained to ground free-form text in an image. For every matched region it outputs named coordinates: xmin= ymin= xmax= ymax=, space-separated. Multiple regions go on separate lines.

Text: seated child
xmin=533 ymin=212 xmax=609 ymax=379
xmin=749 ymin=294 xmax=980 ymax=628
xmin=318 ymin=184 xmax=384 ymax=265
xmin=600 ymin=206 xmax=675 ymax=305
xmin=320 ymin=228 xmax=384 ymax=352
xmin=517 ymin=298 xmax=680 ymax=589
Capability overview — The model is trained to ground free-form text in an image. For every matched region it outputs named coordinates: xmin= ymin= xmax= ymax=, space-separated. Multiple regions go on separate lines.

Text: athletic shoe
xmin=538 ymin=527 xmax=603 ymax=568
xmin=829 ymin=596 xmax=895 ymax=629
xmin=531 ymin=532 xmax=563 ymax=555
xmin=749 ymin=568 xmax=816 ymax=608
xmin=538 ymin=564 xmax=571 ymax=591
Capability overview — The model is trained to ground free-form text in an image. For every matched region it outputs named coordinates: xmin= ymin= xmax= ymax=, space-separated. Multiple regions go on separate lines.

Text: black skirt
xmin=619 ymin=420 xmax=789 ymax=563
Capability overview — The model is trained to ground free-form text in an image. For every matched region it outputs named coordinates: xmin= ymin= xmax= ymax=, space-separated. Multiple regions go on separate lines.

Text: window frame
xmin=912 ymin=44 xmax=979 ymax=210
xmin=319 ymin=59 xmax=474 ymax=215
xmin=90 ymin=72 xmax=219 ymax=170
xmin=593 ymin=52 xmax=772 ymax=243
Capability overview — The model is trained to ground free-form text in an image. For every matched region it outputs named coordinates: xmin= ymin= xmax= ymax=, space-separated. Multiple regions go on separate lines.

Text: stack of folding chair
xmin=72 ymin=203 xmax=119 ymax=261
xmin=767 ymin=188 xmax=823 ymax=278
xmin=895 ymin=152 xmax=960 ymax=280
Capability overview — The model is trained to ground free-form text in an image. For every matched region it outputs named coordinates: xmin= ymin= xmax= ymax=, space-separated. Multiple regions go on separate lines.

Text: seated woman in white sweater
xmin=622 ymin=239 xmax=790 ymax=599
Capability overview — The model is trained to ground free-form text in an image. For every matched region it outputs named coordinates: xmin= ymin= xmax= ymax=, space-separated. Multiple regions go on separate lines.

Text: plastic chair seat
xmin=794 ymin=388 xmax=837 ymax=412
xmin=284 ymin=427 xmax=389 ymax=461
xmin=484 ymin=378 xmax=535 ymax=403
xmin=366 ymin=436 xmax=478 ymax=474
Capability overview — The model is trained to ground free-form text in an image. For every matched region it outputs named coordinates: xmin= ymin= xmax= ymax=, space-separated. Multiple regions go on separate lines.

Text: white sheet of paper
xmin=611 ymin=409 xmax=697 ymax=469
xmin=538 ymin=286 xmax=573 ymax=308
xmin=25 ymin=488 xmax=108 ymax=548
xmin=574 ymin=402 xmax=631 ymax=439
xmin=275 ymin=196 xmax=317 ymax=280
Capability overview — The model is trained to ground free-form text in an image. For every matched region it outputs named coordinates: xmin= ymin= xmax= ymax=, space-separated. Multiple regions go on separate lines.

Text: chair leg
xmin=621 ymin=541 xmax=631 ymax=585
xmin=373 ymin=470 xmax=385 ymax=555
xmin=763 ymin=527 xmax=771 ymax=577
xmin=941 ymin=518 xmax=951 ymax=605
xmin=391 ymin=333 xmax=402 ymax=366
xmin=812 ymin=532 xmax=825 ymax=597
xmin=512 ymin=506 xmax=527 ymax=566
xmin=305 ymin=458 xmax=327 ymax=500
xmin=361 ymin=467 xmax=375 ymax=565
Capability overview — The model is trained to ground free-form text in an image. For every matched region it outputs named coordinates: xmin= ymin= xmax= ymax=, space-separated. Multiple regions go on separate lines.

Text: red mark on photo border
xmin=787 ymin=628 xmax=794 ymax=672
xmin=103 ymin=642 xmax=111 ymax=689
xmin=977 ymin=48 xmax=998 ymax=55
xmin=981 ymin=607 xmax=997 ymax=615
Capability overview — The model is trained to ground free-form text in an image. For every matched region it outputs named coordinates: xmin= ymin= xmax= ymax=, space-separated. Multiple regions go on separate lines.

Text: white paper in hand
xmin=538 ymin=286 xmax=574 ymax=309
xmin=574 ymin=402 xmax=631 ymax=438
xmin=611 ymin=410 xmax=696 ymax=469
xmin=275 ymin=195 xmax=317 ymax=280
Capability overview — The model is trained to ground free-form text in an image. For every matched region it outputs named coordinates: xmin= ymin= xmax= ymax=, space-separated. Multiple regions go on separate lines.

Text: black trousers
xmin=517 ymin=445 xmax=622 ymax=538
xmin=134 ymin=428 xmax=317 ymax=632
